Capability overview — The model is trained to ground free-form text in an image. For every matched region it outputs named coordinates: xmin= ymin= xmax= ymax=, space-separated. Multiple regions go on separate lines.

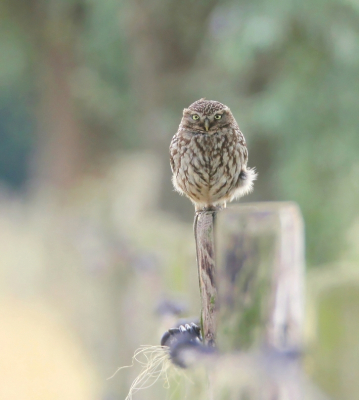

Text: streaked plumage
xmin=170 ymin=99 xmax=256 ymax=211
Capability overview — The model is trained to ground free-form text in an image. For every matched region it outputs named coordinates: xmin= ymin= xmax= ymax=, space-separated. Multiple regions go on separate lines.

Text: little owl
xmin=170 ymin=99 xmax=256 ymax=212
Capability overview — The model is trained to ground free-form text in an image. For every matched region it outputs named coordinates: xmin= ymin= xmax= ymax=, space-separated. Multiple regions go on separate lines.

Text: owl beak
xmin=204 ymin=118 xmax=210 ymax=131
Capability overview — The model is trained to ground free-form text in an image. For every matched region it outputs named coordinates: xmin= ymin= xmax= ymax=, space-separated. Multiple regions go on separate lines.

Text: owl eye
xmin=192 ymin=114 xmax=200 ymax=120
xmin=214 ymin=114 xmax=222 ymax=120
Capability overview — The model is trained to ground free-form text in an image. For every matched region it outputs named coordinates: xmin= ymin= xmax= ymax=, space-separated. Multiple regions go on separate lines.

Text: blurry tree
xmin=2 ymin=0 xmax=85 ymax=187
xmin=0 ymin=2 xmax=35 ymax=189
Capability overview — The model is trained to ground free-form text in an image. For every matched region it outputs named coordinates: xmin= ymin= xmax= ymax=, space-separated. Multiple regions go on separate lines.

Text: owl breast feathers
xmin=169 ymin=99 xmax=256 ymax=212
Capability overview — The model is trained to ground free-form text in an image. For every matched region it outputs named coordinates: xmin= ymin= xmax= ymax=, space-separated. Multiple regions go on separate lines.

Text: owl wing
xmin=233 ymin=126 xmax=248 ymax=166
xmin=169 ymin=134 xmax=179 ymax=174
xmin=170 ymin=154 xmax=175 ymax=174
xmin=231 ymin=126 xmax=256 ymax=198
xmin=233 ymin=124 xmax=246 ymax=146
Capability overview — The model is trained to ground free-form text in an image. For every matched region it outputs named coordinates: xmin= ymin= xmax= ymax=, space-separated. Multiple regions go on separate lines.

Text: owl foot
xmin=195 ymin=204 xmax=224 ymax=214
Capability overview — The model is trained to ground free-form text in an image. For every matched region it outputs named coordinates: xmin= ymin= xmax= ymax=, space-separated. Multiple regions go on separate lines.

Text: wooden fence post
xmin=179 ymin=202 xmax=329 ymax=399
xmin=194 ymin=210 xmax=218 ymax=347
xmin=215 ymin=202 xmax=305 ymax=353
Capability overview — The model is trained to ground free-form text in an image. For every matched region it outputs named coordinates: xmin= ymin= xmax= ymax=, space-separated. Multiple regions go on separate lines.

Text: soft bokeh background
xmin=1 ymin=0 xmax=359 ymax=398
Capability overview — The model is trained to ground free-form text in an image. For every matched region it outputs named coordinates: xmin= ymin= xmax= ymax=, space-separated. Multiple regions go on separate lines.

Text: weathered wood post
xmin=173 ymin=202 xmax=328 ymax=399
xmin=170 ymin=201 xmax=333 ymax=400
xmin=215 ymin=202 xmax=305 ymax=353
xmin=194 ymin=210 xmax=217 ymax=347
xmin=194 ymin=202 xmax=305 ymax=354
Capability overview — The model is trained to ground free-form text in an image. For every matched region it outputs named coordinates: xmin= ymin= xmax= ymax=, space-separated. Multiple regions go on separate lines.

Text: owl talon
xmin=195 ymin=205 xmax=222 ymax=214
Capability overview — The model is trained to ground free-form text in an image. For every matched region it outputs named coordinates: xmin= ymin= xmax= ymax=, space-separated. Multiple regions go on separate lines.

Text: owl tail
xmin=233 ymin=167 xmax=257 ymax=200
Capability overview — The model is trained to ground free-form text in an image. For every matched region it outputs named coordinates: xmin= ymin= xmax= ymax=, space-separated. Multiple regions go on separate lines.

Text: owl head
xmin=181 ymin=98 xmax=234 ymax=134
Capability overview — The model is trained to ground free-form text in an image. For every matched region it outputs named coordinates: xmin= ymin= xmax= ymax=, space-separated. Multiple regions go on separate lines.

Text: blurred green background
xmin=1 ymin=0 xmax=359 ymax=399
